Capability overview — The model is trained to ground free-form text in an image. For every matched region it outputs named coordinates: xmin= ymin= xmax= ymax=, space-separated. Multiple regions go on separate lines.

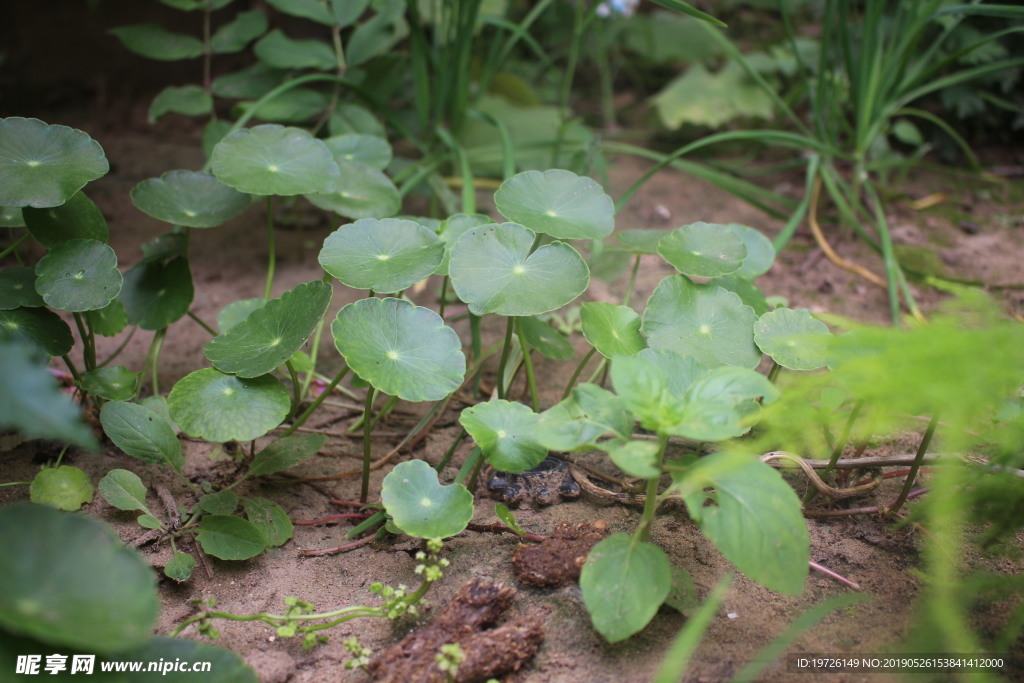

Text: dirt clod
xmin=512 ymin=521 xmax=609 ymax=587
xmin=368 ymin=578 xmax=543 ymax=682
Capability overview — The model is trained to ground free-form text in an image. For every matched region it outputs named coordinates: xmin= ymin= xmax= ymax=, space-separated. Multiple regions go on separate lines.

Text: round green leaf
xmin=380 ymin=459 xmax=474 ymax=539
xmin=217 ymin=298 xmax=266 ymax=333
xmin=132 ymin=171 xmax=252 ymax=228
xmin=0 ymin=502 xmax=159 ymax=652
xmin=606 ymin=439 xmax=661 ymax=479
xmin=148 ymin=85 xmax=213 ymax=123
xmin=0 ymin=307 xmax=73 ymax=356
xmin=0 ymin=268 xmax=44 ymax=309
xmin=244 ymin=497 xmax=294 ymax=547
xmin=306 ymin=160 xmax=400 ymax=220
xmin=98 ymin=469 xmax=151 ymax=513
xmin=0 ymin=206 xmax=25 ymax=227
xmin=205 ymin=281 xmax=332 ymax=377
xmin=436 ymin=213 xmax=494 ymax=275
xmin=0 ymin=118 xmax=109 ymax=209
xmin=332 ymin=297 xmax=465 ymax=401
xmin=164 ymin=551 xmax=196 ymax=582
xmin=253 ymin=29 xmax=336 ymax=70
xmin=580 ymin=302 xmax=645 ymax=358
xmin=109 ymin=23 xmax=204 ymax=60
xmin=23 ymin=191 xmax=109 ymax=248
xmin=708 ymin=274 xmax=770 ymax=317
xmin=324 ymin=134 xmax=393 ymax=170
xmin=580 ymin=534 xmax=672 ymax=643
xmin=495 ymin=169 xmax=614 ymax=240
xmin=658 ymin=222 xmax=746 ymax=278
xmin=85 ymin=299 xmax=129 ymax=337
xmin=168 ymin=368 xmax=290 ymax=442
xmin=34 ymin=238 xmax=122 ymax=312
xmin=518 ymin=316 xmax=574 ymax=360
xmin=535 ymin=383 xmax=632 ymax=452
xmin=642 ymin=275 xmax=761 ymax=369
xmin=81 ymin=365 xmax=139 ymax=401
xmin=211 ymin=124 xmax=339 ymax=196
xmin=449 ymin=223 xmax=589 ymax=316
xmin=29 ymin=466 xmax=94 ymax=511
xmin=100 ymin=400 xmax=185 ymax=470
xmin=615 ymin=229 xmax=666 ymax=254
xmin=196 ymin=515 xmax=266 ymax=560
xmin=118 ymin=256 xmax=194 ymax=330
xmin=754 ymin=307 xmax=832 ymax=371
xmin=319 ymin=218 xmax=441 ymax=292
xmin=460 ymin=399 xmax=547 ymax=473
xmin=726 ymin=223 xmax=775 ymax=279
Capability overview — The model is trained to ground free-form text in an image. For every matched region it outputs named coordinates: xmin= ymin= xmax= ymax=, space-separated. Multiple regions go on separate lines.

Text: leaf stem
xmin=561 ymin=347 xmax=597 ymax=401
xmin=187 ymin=310 xmax=217 ymax=336
xmin=360 ymin=387 xmax=377 ymax=504
xmin=515 ymin=318 xmax=539 ymax=411
xmin=888 ymin=414 xmax=939 ymax=514
xmin=264 ymin=196 xmax=276 ymax=300
xmin=0 ymin=232 xmax=29 ymax=261
xmin=635 ymin=434 xmax=669 ymax=543
xmin=495 ymin=317 xmax=515 ymax=399
xmin=285 ymin=360 xmax=300 ymax=420
xmin=98 ymin=326 xmax=137 ymax=367
xmin=280 ymin=364 xmax=350 ymax=437
xmin=621 ymin=253 xmax=641 ymax=307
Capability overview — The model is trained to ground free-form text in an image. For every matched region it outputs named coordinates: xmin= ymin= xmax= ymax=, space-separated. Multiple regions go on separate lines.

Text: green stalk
xmin=285 ymin=360 xmax=301 ymax=420
xmin=515 ymin=318 xmax=539 ymax=412
xmin=280 ymin=364 xmax=350 ymax=437
xmin=149 ymin=328 xmax=166 ymax=396
xmin=187 ymin=310 xmax=218 ymax=336
xmin=264 ymin=196 xmax=275 ymax=300
xmin=0 ymin=232 xmax=29 ymax=261
xmin=561 ymin=347 xmax=596 ymax=401
xmin=888 ymin=414 xmax=939 ymax=514
xmin=360 ymin=387 xmax=377 ymax=504
xmin=635 ymin=433 xmax=669 ymax=543
xmin=435 ymin=428 xmax=467 ymax=472
xmin=621 ymin=253 xmax=641 ymax=307
xmin=469 ymin=313 xmax=483 ymax=397
xmin=454 ymin=446 xmax=483 ymax=487
xmin=495 ymin=317 xmax=515 ymax=399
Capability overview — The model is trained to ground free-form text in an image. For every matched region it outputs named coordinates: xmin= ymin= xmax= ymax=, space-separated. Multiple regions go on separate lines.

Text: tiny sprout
xmin=435 ymin=642 xmax=464 ymax=678
xmin=415 ymin=550 xmax=427 ymax=561
xmin=369 ymin=582 xmax=384 ymax=594
xmin=302 ymin=633 xmax=328 ymax=650
xmin=343 ymin=637 xmax=373 ymax=671
xmin=427 ymin=537 xmax=444 ymax=553
xmin=276 ymin=624 xmax=297 ymax=638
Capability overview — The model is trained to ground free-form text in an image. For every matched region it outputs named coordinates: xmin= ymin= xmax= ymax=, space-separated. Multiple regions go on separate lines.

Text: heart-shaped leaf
xmin=754 ymin=308 xmax=833 ymax=371
xmin=726 ymin=223 xmax=775 ymax=279
xmin=196 ymin=515 xmax=266 ymax=560
xmin=98 ymin=469 xmax=151 ymax=513
xmin=580 ymin=302 xmax=645 ymax=358
xmin=132 ymin=171 xmax=252 ymax=228
xmin=85 ymin=300 xmax=129 ymax=337
xmin=495 ymin=169 xmax=614 ymax=240
xmin=109 ymin=23 xmax=204 ymax=60
xmin=0 ymin=268 xmax=43 ymax=309
xmin=34 ymin=239 xmax=122 ymax=312
xmin=0 ymin=503 xmax=159 ymax=652
xmin=168 ymin=368 xmax=290 ymax=442
xmin=118 ymin=256 xmax=194 ymax=330
xmin=460 ymin=400 xmax=547 ymax=473
xmin=81 ymin=365 xmax=139 ymax=401
xmin=244 ymin=497 xmax=294 ymax=547
xmin=658 ymin=222 xmax=746 ymax=278
xmin=30 ymin=466 xmax=94 ymax=511
xmin=332 ymin=297 xmax=465 ymax=401
xmin=449 ymin=223 xmax=589 ymax=316
xmin=642 ymin=275 xmax=760 ymax=369
xmin=254 ymin=29 xmax=336 ymax=70
xmin=324 ymin=134 xmax=393 ymax=170
xmin=100 ymin=400 xmax=185 ymax=471
xmin=380 ymin=459 xmax=474 ymax=539
xmin=580 ymin=533 xmax=672 ymax=643
xmin=0 ymin=117 xmax=109 ymax=208
xmin=319 ymin=219 xmax=442 ymax=293
xmin=535 ymin=383 xmax=632 ymax=452
xmin=247 ymin=433 xmax=327 ymax=478
xmin=23 ymin=191 xmax=109 ymax=248
xmin=306 ymin=161 xmax=400 ymax=220
xmin=0 ymin=308 xmax=73 ymax=357
xmin=206 ymin=281 xmax=332 ymax=377
xmin=211 ymin=124 xmax=338 ymax=196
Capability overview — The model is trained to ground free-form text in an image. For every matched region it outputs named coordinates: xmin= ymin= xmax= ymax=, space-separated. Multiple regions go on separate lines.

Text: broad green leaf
xmin=137 ymin=514 xmax=164 ymax=530
xmin=0 ymin=341 xmax=95 ymax=448
xmin=332 ymin=297 xmax=465 ymax=401
xmin=148 ymin=85 xmax=212 ymax=123
xmin=638 ymin=348 xmax=707 ymax=398
xmin=610 ymin=354 xmax=686 ymax=432
xmin=132 ymin=171 xmax=251 ymax=228
xmin=30 ymin=466 xmax=94 ymax=511
xmin=100 ymin=400 xmax=185 ymax=470
xmin=665 ymin=366 xmax=778 ymax=441
xmin=658 ymin=222 xmax=745 ymax=278
xmin=580 ymin=534 xmax=672 ymax=643
xmin=238 ymin=87 xmax=330 ymax=124
xmin=754 ymin=308 xmax=832 ymax=371
xmin=674 ymin=452 xmax=809 ymax=595
xmin=332 ymin=0 xmax=371 ymax=27
xmin=265 ymin=0 xmax=334 ymax=25
xmin=653 ymin=61 xmax=773 ymax=130
xmin=306 ymin=160 xmax=400 ymax=220
xmin=436 ymin=213 xmax=494 ymax=275
xmin=449 ymin=223 xmax=589 ymax=316
xmin=460 ymin=399 xmax=547 ymax=473
xmin=109 ymin=24 xmax=205 ymax=61
xmin=140 ymin=232 xmax=188 ymax=263
xmin=211 ymin=10 xmax=268 ymax=53
xmin=327 ymin=103 xmax=386 ymax=137
xmin=212 ymin=63 xmax=285 ymax=100
xmin=0 ymin=307 xmax=73 ymax=357
xmin=0 ymin=206 xmax=25 ymax=227
xmin=726 ymin=223 xmax=774 ymax=279
xmin=0 ymin=268 xmax=44 ymax=309
xmin=616 ymin=229 xmax=667 ymax=254
xmin=198 ymin=490 xmax=240 ymax=515
xmin=23 ymin=191 xmax=109 ymax=248
xmin=346 ymin=0 xmax=407 ymax=67
xmin=380 ymin=459 xmax=474 ymax=538
xmin=196 ymin=515 xmax=266 ymax=560
xmin=205 ymin=281 xmax=331 ymax=377
xmin=0 ymin=117 xmax=109 ymax=208
xmin=34 ymin=239 xmax=122 ymax=312
xmin=535 ymin=383 xmax=632 ymax=451
xmin=211 ymin=124 xmax=338 ymax=196
xmin=518 ymin=316 xmax=574 ymax=360
xmin=85 ymin=300 xmax=129 ymax=337
xmin=203 ymin=119 xmax=235 ymax=158
xmin=138 ymin=395 xmax=180 ymax=434
xmin=0 ymin=503 xmax=159 ymax=652
xmin=605 ymin=438 xmax=661 ymax=479
xmin=494 ymin=169 xmax=614 ymax=240
xmin=247 ymin=433 xmax=327 ymax=477
xmin=168 ymin=368 xmax=290 ymax=442
xmin=243 ymin=497 xmax=294 ymax=546
xmin=708 ymin=274 xmax=770 ymax=317
xmin=253 ymin=29 xmax=336 ymax=70
xmin=81 ymin=365 xmax=139 ymax=401
xmin=580 ymin=302 xmax=645 ymax=358
xmin=118 ymin=256 xmax=194 ymax=330
xmin=324 ymin=134 xmax=393 ymax=170
xmin=319 ymin=218 xmax=440 ymax=293
xmin=642 ymin=275 xmax=761 ymax=369
xmin=217 ymin=298 xmax=265 ymax=333
xmin=164 ymin=551 xmax=195 ymax=582
xmin=98 ymin=469 xmax=151 ymax=513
